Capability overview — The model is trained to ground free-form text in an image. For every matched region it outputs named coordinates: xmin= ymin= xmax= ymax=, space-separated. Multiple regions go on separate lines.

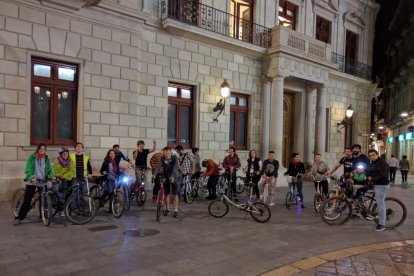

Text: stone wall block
xmin=217 ymin=59 xmax=227 ymax=69
xmin=0 ymin=118 xmax=18 ymax=131
xmin=121 ymin=45 xmax=137 ymax=58
xmin=50 ymin=28 xmax=67 ymax=55
xmin=188 ymin=62 xmax=197 ymax=81
xmin=91 ymin=75 xmax=110 ymax=88
xmin=102 ymin=64 xmax=121 ymax=78
xmin=5 ymin=46 xmax=25 ymax=63
xmin=121 ymin=68 xmax=137 ymax=81
xmin=111 ymin=79 xmax=129 ymax=90
xmin=19 ymin=6 xmax=45 ymax=25
xmin=103 ymin=40 xmax=121 ymax=54
xmin=192 ymin=52 xmax=204 ymax=64
xmin=170 ymin=58 xmax=180 ymax=79
xmin=178 ymin=50 xmax=191 ymax=61
xmin=84 ymin=61 xmax=101 ymax=74
xmin=70 ymin=20 xmax=92 ymax=36
xmin=111 ymin=102 xmax=129 ymax=114
xmin=91 ymin=99 xmax=110 ymax=112
xmin=112 ymin=30 xmax=130 ymax=45
xmin=171 ymin=37 xmax=184 ymax=49
xmin=5 ymin=76 xmax=25 ymax=91
xmin=4 ymin=133 xmax=25 ymax=146
xmin=100 ymin=136 xmax=118 ymax=148
xmin=64 ymin=32 xmax=81 ymax=57
xmin=0 ymin=2 xmax=18 ymax=18
xmin=0 ymin=147 xmax=17 ymax=161
xmin=163 ymin=46 xmax=178 ymax=58
xmin=101 ymin=88 xmax=120 ymax=101
xmin=205 ymin=56 xmax=217 ymax=67
xmin=101 ymin=113 xmax=120 ymax=125
xmin=232 ymin=72 xmax=240 ymax=89
xmin=6 ymin=17 xmax=31 ymax=35
xmin=46 ymin=13 xmax=69 ymax=30
xmin=77 ymin=48 xmax=92 ymax=61
xmin=148 ymin=42 xmax=163 ymax=55
xmin=0 ymin=30 xmax=18 ymax=47
xmin=5 ymin=104 xmax=25 ymax=118
xmin=112 ymin=54 xmax=129 ymax=68
xmin=82 ymin=35 xmax=101 ymax=51
xmin=239 ymin=73 xmax=247 ymax=90
xmin=119 ymin=114 xmax=138 ymax=126
xmin=19 ymin=34 xmax=36 ymax=50
xmin=110 ymin=125 xmax=128 ymax=136
xmin=148 ymin=64 xmax=162 ymax=76
xmin=84 ymin=86 xmax=100 ymax=99
xmin=223 ymin=51 xmax=234 ymax=61
xmin=146 ymin=106 xmax=162 ymax=118
xmin=91 ymin=124 xmax=109 ymax=136
xmin=155 ymin=54 xmax=170 ymax=67
xmin=0 ymin=61 xmax=18 ymax=75
xmin=147 ymin=85 xmax=162 ymax=97
xmin=180 ymin=60 xmax=189 ymax=80
xmin=92 ymin=25 xmax=111 ymax=40
xmin=147 ymin=128 xmax=162 ymax=138
xmin=156 ymin=33 xmax=171 ymax=46
xmin=92 ymin=50 xmax=111 ymax=64
xmin=198 ymin=64 xmax=210 ymax=75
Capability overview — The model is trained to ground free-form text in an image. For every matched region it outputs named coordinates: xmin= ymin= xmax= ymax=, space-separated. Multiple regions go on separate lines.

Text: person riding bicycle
xmin=113 ymin=144 xmax=133 ymax=167
xmin=133 ymin=139 xmax=156 ymax=191
xmin=242 ymin=150 xmax=262 ymax=201
xmin=351 ymin=144 xmax=370 ymax=170
xmin=150 ymin=150 xmax=164 ymax=202
xmin=307 ymin=153 xmax=330 ymax=196
xmin=202 ymin=159 xmax=220 ymax=200
xmin=326 ymin=147 xmax=354 ymax=177
xmin=175 ymin=145 xmax=194 ymax=201
xmin=154 ymin=147 xmax=180 ymax=218
xmin=99 ymin=149 xmax=120 ymax=209
xmin=53 ymin=147 xmax=73 ymax=216
xmin=70 ymin=142 xmax=92 ymax=193
xmin=349 ymin=163 xmax=369 ymax=217
xmin=14 ymin=143 xmax=55 ymax=226
xmin=222 ymin=146 xmax=241 ymax=201
xmin=284 ymin=153 xmax=306 ymax=208
xmin=258 ymin=151 xmax=279 ymax=205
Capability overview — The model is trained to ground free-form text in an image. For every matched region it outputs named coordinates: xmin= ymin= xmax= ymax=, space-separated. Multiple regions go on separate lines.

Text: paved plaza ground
xmin=1 ymin=176 xmax=413 ymax=276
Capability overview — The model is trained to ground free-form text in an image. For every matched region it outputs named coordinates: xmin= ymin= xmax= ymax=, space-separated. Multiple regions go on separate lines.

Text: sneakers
xmin=163 ymin=209 xmax=171 ymax=216
xmin=269 ymin=202 xmax=275 ymax=206
xmin=59 ymin=211 xmax=66 ymax=217
xmin=301 ymin=204 xmax=305 ymax=209
xmin=13 ymin=218 xmax=21 ymax=226
xmin=375 ymin=225 xmax=386 ymax=232
xmin=173 ymin=211 xmax=179 ymax=218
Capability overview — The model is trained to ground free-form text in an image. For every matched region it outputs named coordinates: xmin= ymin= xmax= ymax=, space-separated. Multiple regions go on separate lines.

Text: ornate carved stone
xmin=40 ymin=0 xmax=102 ymax=12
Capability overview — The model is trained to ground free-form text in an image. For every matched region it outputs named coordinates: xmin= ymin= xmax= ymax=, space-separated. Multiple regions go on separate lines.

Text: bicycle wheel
xmin=122 ymin=185 xmax=131 ymax=210
xmin=11 ymin=188 xmax=25 ymax=217
xmin=250 ymin=202 xmax=271 ymax=223
xmin=371 ymin=197 xmax=407 ymax=228
xmin=89 ymin=185 xmax=102 ymax=209
xmin=285 ymin=191 xmax=292 ymax=209
xmin=208 ymin=200 xmax=229 ymax=218
xmin=136 ymin=187 xmax=147 ymax=206
xmin=111 ymin=190 xmax=125 ymax=218
xmin=41 ymin=192 xmax=52 ymax=226
xmin=263 ymin=184 xmax=269 ymax=204
xmin=320 ymin=196 xmax=352 ymax=225
xmin=313 ymin=193 xmax=323 ymax=213
xmin=65 ymin=194 xmax=96 ymax=225
xmin=156 ymin=190 xmax=164 ymax=222
xmin=235 ymin=176 xmax=245 ymax=194
xmin=184 ymin=182 xmax=194 ymax=204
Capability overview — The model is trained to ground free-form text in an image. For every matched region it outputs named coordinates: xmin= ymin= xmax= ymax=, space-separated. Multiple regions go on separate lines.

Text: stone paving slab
xmin=1 ymin=178 xmax=414 ymax=275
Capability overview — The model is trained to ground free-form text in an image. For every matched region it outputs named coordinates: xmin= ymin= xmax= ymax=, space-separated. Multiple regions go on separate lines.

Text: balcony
xmin=331 ymin=53 xmax=372 ymax=81
xmin=160 ymin=0 xmax=271 ymax=56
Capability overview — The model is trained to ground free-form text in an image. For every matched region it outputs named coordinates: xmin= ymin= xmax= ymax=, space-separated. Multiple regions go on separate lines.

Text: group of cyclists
xmin=14 ymin=141 xmax=392 ymax=231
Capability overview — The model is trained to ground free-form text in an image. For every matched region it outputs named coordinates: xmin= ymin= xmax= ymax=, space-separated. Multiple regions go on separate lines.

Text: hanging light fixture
xmin=345 ymin=105 xmax=354 ymax=119
xmin=58 ymin=93 xmax=61 ymax=100
xmin=213 ymin=80 xmax=230 ymax=122
xmin=34 ymin=86 xmax=40 ymax=94
xmin=62 ymin=91 xmax=68 ymax=99
xmin=46 ymin=90 xmax=51 ymax=97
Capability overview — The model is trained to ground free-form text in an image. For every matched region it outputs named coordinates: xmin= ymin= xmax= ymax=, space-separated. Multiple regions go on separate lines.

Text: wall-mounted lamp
xmin=213 ymin=80 xmax=230 ymax=122
xmin=337 ymin=105 xmax=354 ymax=133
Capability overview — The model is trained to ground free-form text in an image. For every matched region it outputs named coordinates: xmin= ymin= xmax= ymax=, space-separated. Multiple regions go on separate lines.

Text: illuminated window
xmin=278 ymin=0 xmax=297 ymax=30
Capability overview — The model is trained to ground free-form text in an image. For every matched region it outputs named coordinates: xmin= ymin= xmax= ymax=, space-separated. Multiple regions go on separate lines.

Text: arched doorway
xmin=283 ymin=93 xmax=294 ymax=167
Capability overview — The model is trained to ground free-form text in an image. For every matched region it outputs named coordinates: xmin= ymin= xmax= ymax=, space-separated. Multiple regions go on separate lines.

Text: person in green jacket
xmin=53 ymin=147 xmax=73 ymax=215
xmin=14 ymin=143 xmax=54 ymax=226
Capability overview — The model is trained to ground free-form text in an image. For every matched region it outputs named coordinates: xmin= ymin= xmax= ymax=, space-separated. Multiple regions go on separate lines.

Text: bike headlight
xmin=122 ymin=176 xmax=129 ymax=183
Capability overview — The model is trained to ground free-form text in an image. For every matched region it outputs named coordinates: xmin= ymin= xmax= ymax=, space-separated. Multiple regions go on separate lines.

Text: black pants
xmin=401 ymin=170 xmax=408 ymax=183
xmin=389 ymin=167 xmax=397 ymax=183
xmin=207 ymin=175 xmax=219 ymax=197
xmin=226 ymin=172 xmax=237 ymax=195
xmin=247 ymin=174 xmax=261 ymax=199
xmin=17 ymin=184 xmax=38 ymax=220
xmin=153 ymin=175 xmax=160 ymax=197
xmin=314 ymin=180 xmax=329 ymax=196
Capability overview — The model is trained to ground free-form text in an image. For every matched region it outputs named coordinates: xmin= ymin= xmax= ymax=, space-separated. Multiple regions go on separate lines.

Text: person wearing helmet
xmin=53 ymin=147 xmax=73 ymax=216
xmin=202 ymin=159 xmax=220 ymax=200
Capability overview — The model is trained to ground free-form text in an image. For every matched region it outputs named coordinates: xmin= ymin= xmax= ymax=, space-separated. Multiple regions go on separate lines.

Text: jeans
xmin=401 ymin=170 xmax=408 ymax=183
xmin=374 ymin=184 xmax=389 ymax=227
xmin=389 ymin=167 xmax=397 ymax=183
xmin=72 ymin=177 xmax=88 ymax=194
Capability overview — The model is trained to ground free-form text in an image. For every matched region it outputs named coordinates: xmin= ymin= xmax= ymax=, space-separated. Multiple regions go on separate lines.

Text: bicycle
xmin=156 ymin=175 xmax=166 ymax=222
xmin=190 ymin=175 xmax=208 ymax=198
xmin=181 ymin=174 xmax=195 ymax=204
xmin=89 ymin=175 xmax=124 ymax=218
xmin=65 ymin=179 xmax=96 ymax=225
xmin=262 ymin=176 xmax=274 ymax=205
xmin=11 ymin=180 xmax=54 ymax=226
xmin=310 ymin=175 xmax=329 ymax=213
xmin=208 ymin=184 xmax=271 ymax=223
xmin=320 ymin=184 xmax=407 ymax=228
xmin=128 ymin=167 xmax=149 ymax=209
xmin=285 ymin=174 xmax=302 ymax=209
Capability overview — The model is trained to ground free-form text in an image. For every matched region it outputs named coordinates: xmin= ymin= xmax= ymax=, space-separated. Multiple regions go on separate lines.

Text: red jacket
xmin=222 ymin=154 xmax=241 ymax=173
xmin=204 ymin=159 xmax=220 ymax=176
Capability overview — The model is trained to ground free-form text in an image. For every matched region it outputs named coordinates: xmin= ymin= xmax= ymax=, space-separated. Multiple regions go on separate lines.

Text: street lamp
xmin=345 ymin=105 xmax=354 ymax=118
xmin=336 ymin=105 xmax=355 ymax=147
xmin=213 ymin=80 xmax=230 ymax=122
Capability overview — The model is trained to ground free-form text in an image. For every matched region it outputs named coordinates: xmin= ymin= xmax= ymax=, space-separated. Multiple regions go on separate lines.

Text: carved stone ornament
xmin=40 ymin=0 xmax=102 ymax=12
xmin=312 ymin=0 xmax=339 ymax=12
xmin=343 ymin=11 xmax=365 ymax=27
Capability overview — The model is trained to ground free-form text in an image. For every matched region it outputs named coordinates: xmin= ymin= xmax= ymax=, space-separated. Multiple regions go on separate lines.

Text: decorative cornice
xmin=40 ymin=0 xmax=102 ymax=12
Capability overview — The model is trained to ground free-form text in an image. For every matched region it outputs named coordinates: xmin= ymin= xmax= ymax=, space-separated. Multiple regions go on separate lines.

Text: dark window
xmin=345 ymin=30 xmax=358 ymax=60
xmin=230 ymin=93 xmax=248 ymax=150
xmin=168 ymin=0 xmax=199 ymax=25
xmin=278 ymin=0 xmax=297 ymax=30
xmin=31 ymin=57 xmax=78 ymax=146
xmin=168 ymin=83 xmax=193 ymax=148
xmin=230 ymin=0 xmax=254 ymax=42
xmin=316 ymin=16 xmax=331 ymax=43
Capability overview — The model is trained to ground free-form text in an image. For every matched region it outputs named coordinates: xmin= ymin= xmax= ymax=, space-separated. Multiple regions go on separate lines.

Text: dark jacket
xmin=285 ymin=162 xmax=305 ymax=177
xmin=261 ymin=159 xmax=279 ymax=177
xmin=367 ymin=157 xmax=389 ymax=185
xmin=100 ymin=160 xmax=120 ymax=180
xmin=222 ymin=153 xmax=241 ymax=173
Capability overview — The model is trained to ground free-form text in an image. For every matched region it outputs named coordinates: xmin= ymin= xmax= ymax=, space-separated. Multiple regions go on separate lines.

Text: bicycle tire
xmin=320 ymin=196 xmax=352 ymax=225
xmin=263 ymin=184 xmax=269 ymax=204
xmin=41 ymin=192 xmax=52 ymax=226
xmin=184 ymin=182 xmax=194 ymax=204
xmin=156 ymin=189 xmax=164 ymax=222
xmin=208 ymin=200 xmax=229 ymax=218
xmin=371 ymin=197 xmax=407 ymax=228
xmin=11 ymin=188 xmax=25 ymax=217
xmin=250 ymin=202 xmax=271 ymax=223
xmin=65 ymin=194 xmax=96 ymax=225
xmin=89 ymin=185 xmax=102 ymax=210
xmin=111 ymin=190 xmax=125 ymax=218
xmin=156 ymin=202 xmax=161 ymax=222
xmin=136 ymin=187 xmax=147 ymax=206
xmin=313 ymin=193 xmax=323 ymax=213
xmin=235 ymin=176 xmax=245 ymax=194
xmin=285 ymin=191 xmax=292 ymax=209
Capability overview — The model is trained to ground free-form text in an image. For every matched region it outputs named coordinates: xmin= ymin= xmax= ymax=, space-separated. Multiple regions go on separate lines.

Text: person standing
xmin=284 ymin=153 xmax=306 ymax=208
xmin=113 ymin=144 xmax=132 ymax=167
xmin=150 ymin=150 xmax=164 ymax=202
xmin=133 ymin=139 xmax=156 ymax=189
xmin=14 ymin=144 xmax=54 ymax=226
xmin=175 ymin=145 xmax=193 ymax=200
xmin=399 ymin=155 xmax=410 ymax=184
xmin=388 ymin=155 xmax=399 ymax=184
xmin=191 ymin=147 xmax=202 ymax=181
xmin=326 ymin=148 xmax=354 ymax=176
xmin=243 ymin=150 xmax=262 ymax=201
xmin=202 ymin=159 xmax=220 ymax=200
xmin=222 ymin=147 xmax=241 ymax=201
xmin=70 ymin=142 xmax=92 ymax=193
xmin=367 ymin=149 xmax=389 ymax=231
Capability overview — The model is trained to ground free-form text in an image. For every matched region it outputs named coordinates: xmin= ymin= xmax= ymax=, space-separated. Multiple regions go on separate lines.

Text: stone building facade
xmin=0 ymin=0 xmax=378 ymax=199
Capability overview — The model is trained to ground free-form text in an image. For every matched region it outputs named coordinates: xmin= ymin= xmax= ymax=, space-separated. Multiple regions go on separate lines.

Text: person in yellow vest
xmin=53 ymin=147 xmax=73 ymax=216
xmin=70 ymin=142 xmax=92 ymax=193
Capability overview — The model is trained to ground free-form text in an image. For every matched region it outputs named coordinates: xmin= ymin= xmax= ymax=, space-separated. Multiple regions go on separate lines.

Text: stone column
xmin=315 ymin=86 xmax=327 ymax=155
xmin=262 ymin=80 xmax=271 ymax=157
xmin=305 ymin=86 xmax=316 ymax=165
xmin=269 ymin=76 xmax=284 ymax=163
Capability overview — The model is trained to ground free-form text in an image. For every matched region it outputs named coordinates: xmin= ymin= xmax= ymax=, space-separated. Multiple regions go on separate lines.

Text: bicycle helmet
xmin=58 ymin=147 xmax=69 ymax=154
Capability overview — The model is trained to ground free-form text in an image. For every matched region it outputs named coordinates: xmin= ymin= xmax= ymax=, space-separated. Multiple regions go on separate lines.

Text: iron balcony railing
xmin=160 ymin=0 xmax=272 ymax=48
xmin=331 ymin=52 xmax=372 ymax=81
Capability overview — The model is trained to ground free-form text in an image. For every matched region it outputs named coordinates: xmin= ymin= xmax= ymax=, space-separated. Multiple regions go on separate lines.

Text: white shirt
xmin=388 ymin=157 xmax=399 ymax=168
